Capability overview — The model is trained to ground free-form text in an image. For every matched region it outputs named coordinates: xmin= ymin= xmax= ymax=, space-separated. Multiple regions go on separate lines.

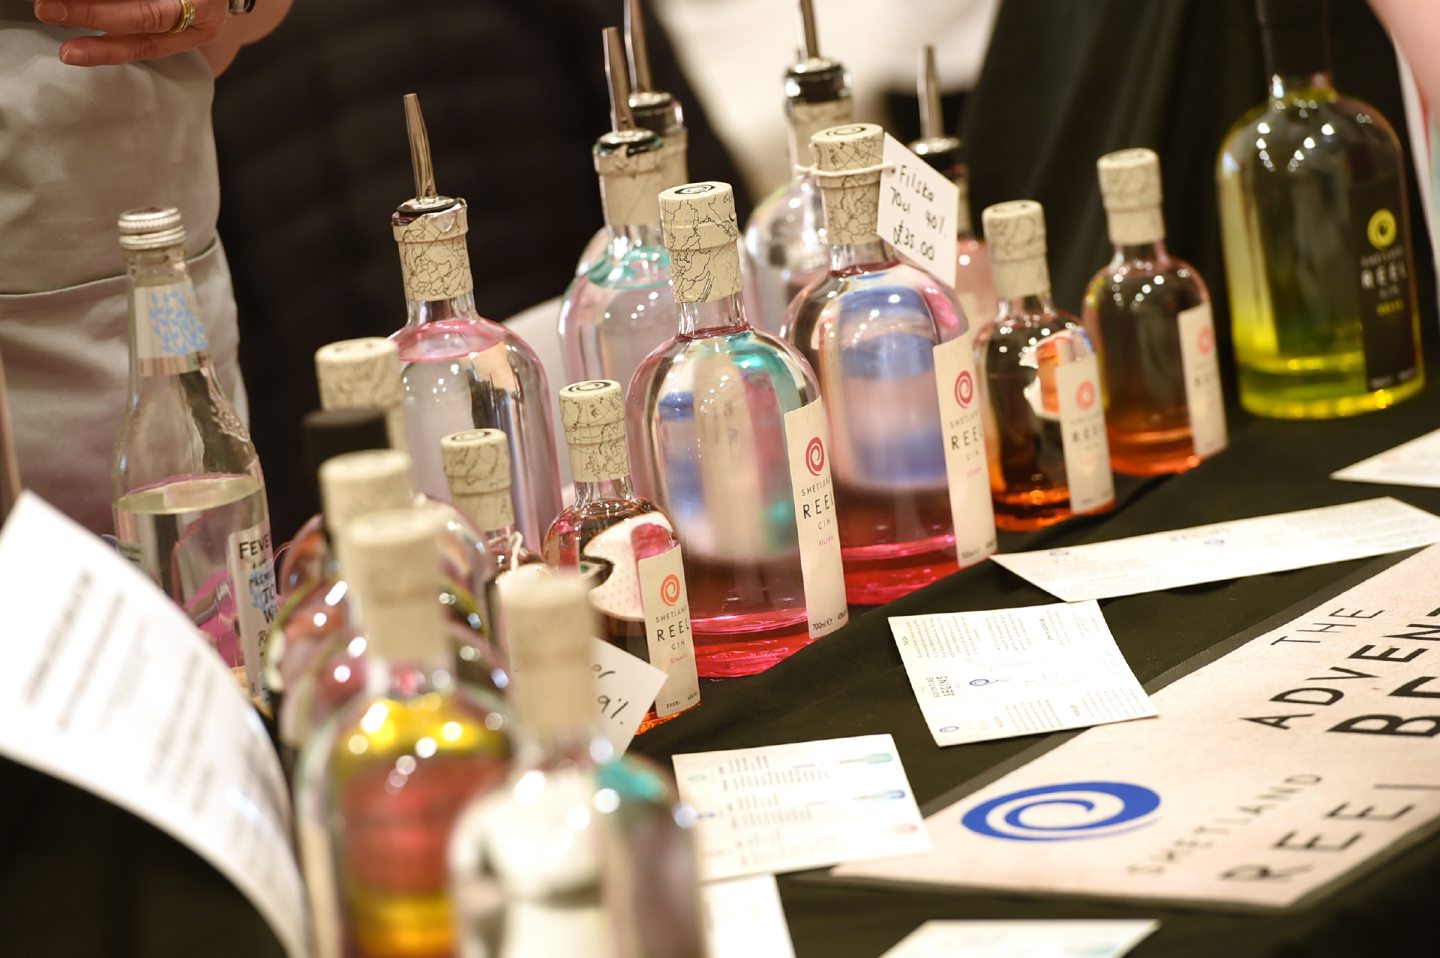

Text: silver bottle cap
xmin=118 ymin=206 xmax=186 ymax=251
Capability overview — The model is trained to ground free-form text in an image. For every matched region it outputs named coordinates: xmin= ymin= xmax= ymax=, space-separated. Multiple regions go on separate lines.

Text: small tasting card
xmin=1333 ymin=425 xmax=1440 ymax=487
xmin=880 ymin=920 xmax=1159 ymax=958
xmin=878 ymin=133 xmax=960 ymax=287
xmin=889 ymin=601 xmax=1155 ymax=747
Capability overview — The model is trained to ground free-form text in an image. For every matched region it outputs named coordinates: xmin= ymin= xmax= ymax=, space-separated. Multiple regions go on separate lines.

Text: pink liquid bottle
xmin=388 ymin=94 xmax=562 ymax=548
xmin=784 ymin=123 xmax=995 ymax=604
xmin=909 ymin=45 xmax=998 ymax=329
xmin=545 ymin=380 xmax=700 ymax=732
xmin=629 ymin=181 xmax=849 ymax=677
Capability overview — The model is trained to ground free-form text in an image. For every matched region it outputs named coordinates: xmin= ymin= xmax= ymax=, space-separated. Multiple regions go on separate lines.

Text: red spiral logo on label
xmin=1197 ymin=326 xmax=1214 ymax=355
xmin=1076 ymin=381 xmax=1097 ymax=411
xmin=954 ymin=370 xmax=975 ymax=408
xmin=805 ymin=436 xmax=826 ymax=475
xmin=660 ymin=574 xmax=682 ymax=606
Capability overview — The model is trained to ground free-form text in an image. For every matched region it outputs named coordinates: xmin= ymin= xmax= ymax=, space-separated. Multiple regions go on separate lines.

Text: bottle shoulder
xmin=787 ymin=263 xmax=966 ymax=342
xmin=1083 ymin=254 xmax=1210 ymax=314
xmin=1219 ymin=92 xmax=1403 ymax=172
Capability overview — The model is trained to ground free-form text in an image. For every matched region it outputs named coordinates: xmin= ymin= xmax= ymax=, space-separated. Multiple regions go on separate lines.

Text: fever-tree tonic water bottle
xmin=112 ymin=207 xmax=277 ymax=699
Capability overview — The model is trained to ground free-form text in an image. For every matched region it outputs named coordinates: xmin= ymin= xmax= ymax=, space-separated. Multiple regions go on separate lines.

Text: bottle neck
xmin=453 ymin=488 xmax=518 ymax=541
xmin=677 ymin=289 xmax=750 ymax=339
xmin=124 ymin=245 xmax=210 ymax=378
xmin=830 ymin=237 xmax=895 ymax=273
xmin=573 ymin=471 xmax=639 ymax=506
xmin=403 ymin=289 xmax=481 ymax=329
xmin=1270 ymin=70 xmax=1336 ymax=101
xmin=605 ymin=223 xmax=666 ymax=257
xmin=1262 ymin=17 xmax=1334 ymax=99
xmin=1111 ymin=238 xmax=1170 ymax=266
xmin=998 ymin=290 xmax=1058 ymax=319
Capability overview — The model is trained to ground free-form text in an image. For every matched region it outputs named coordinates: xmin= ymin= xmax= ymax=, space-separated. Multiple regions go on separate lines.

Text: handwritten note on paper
xmin=0 ymin=494 xmax=308 ymax=957
xmin=1333 ymin=427 xmax=1440 ymax=487
xmin=881 ymin=920 xmax=1159 ymax=958
xmin=992 ymin=497 xmax=1440 ymax=602
xmin=673 ymin=734 xmax=930 ymax=883
xmin=878 ymin=133 xmax=959 ymax=287
xmin=890 ymin=601 xmax=1155 ymax=747
xmin=591 ymin=636 xmax=667 ymax=755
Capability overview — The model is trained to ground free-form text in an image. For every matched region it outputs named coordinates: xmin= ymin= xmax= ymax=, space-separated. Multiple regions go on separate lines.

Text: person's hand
xmin=33 ymin=0 xmax=230 ymax=67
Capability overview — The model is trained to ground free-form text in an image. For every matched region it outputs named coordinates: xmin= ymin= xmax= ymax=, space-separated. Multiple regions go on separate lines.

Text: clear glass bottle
xmin=742 ymin=0 xmax=854 ymax=334
xmin=450 ymin=573 xmax=705 ymax=958
xmin=545 ymin=380 xmax=700 ymax=732
xmin=630 ymin=181 xmax=849 ymax=677
xmin=576 ymin=3 xmax=689 ymax=276
xmin=1217 ymin=0 xmax=1423 ymax=419
xmin=977 ymin=201 xmax=1115 ymax=530
xmin=389 ymin=94 xmax=562 ymax=546
xmin=295 ymin=507 xmax=512 ymax=958
xmin=785 ymin=124 xmax=994 ymax=604
xmin=1084 ymin=149 xmax=1228 ymax=475
xmin=559 ymin=28 xmax=679 ymax=391
xmin=910 ymin=45 xmax=998 ymax=328
xmin=111 ymin=206 xmax=278 ymax=701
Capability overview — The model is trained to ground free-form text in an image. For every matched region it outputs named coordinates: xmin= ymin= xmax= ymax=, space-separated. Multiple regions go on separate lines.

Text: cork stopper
xmin=118 ymin=207 xmax=186 ymax=251
xmin=559 ymin=380 xmax=630 ymax=483
xmin=499 ymin=571 xmax=596 ymax=735
xmin=314 ymin=337 xmax=407 ymax=452
xmin=595 ymin=132 xmax=666 ymax=229
xmin=441 ymin=429 xmax=516 ymax=533
xmin=660 ymin=182 xmax=743 ymax=304
xmin=391 ymin=95 xmax=474 ymax=301
xmin=344 ymin=507 xmax=447 ymax=664
xmin=318 ymin=449 xmax=415 ymax=560
xmin=982 ymin=200 xmax=1052 ymax=301
xmin=811 ymin=123 xmax=884 ymax=245
xmin=1096 ymin=148 xmax=1165 ymax=246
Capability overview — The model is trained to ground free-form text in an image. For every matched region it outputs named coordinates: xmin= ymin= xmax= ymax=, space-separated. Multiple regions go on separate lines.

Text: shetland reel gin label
xmin=1056 ymin=353 xmax=1114 ymax=515
xmin=638 ymin=545 xmax=701 ymax=718
xmin=932 ymin=335 xmax=997 ymax=566
xmin=1176 ymin=303 xmax=1228 ymax=460
xmin=783 ymin=399 xmax=849 ymax=640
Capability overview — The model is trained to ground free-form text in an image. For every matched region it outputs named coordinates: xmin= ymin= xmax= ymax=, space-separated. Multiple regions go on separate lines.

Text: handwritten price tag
xmin=877 ymin=133 xmax=959 ymax=288
xmin=590 ymin=636 xmax=667 ymax=755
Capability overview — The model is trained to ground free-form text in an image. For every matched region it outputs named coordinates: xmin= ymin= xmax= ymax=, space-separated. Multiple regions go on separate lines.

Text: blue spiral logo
xmin=961 ymin=781 xmax=1160 ymax=842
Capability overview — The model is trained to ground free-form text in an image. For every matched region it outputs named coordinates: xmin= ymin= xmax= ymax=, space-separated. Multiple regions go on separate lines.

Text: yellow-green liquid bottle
xmin=1216 ymin=0 xmax=1422 ymax=419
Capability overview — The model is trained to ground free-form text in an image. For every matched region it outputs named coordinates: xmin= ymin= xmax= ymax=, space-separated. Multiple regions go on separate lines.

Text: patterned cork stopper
xmin=788 ymin=98 xmax=854 ymax=167
xmin=559 ymin=380 xmax=629 ymax=482
xmin=811 ymin=123 xmax=884 ymax=245
xmin=391 ymin=199 xmax=474 ymax=301
xmin=314 ymin=337 xmax=407 ymax=451
xmin=983 ymin=200 xmax=1052 ymax=300
xmin=594 ymin=129 xmax=667 ymax=229
xmin=660 ymin=182 xmax=742 ymax=304
xmin=318 ymin=449 xmax=415 ymax=536
xmin=1096 ymin=148 xmax=1165 ymax=245
xmin=440 ymin=429 xmax=512 ymax=495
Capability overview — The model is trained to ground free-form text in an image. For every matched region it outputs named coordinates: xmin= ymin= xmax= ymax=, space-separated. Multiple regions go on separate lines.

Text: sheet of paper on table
xmin=0 ymin=494 xmax=308 ymax=956
xmin=890 ymin=601 xmax=1155 ymax=747
xmin=836 ymin=542 xmax=1440 ymax=909
xmin=673 ymin=733 xmax=931 ymax=883
xmin=880 ymin=919 xmax=1159 ymax=958
xmin=991 ymin=497 xmax=1440 ymax=602
xmin=589 ymin=636 xmax=666 ymax=755
xmin=701 ymin=874 xmax=796 ymax=958
xmin=1332 ymin=427 xmax=1440 ymax=487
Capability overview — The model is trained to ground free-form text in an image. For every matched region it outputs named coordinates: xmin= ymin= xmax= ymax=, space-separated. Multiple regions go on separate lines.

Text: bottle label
xmin=1176 ymin=302 xmax=1228 ymax=460
xmin=638 ymin=544 xmax=701 ymax=718
xmin=227 ymin=520 xmax=278 ymax=704
xmin=132 ymin=282 xmax=210 ymax=361
xmin=1056 ymin=353 xmax=1114 ymax=514
xmin=932 ymin=335 xmax=997 ymax=566
xmin=783 ymin=399 xmax=849 ymax=640
xmin=1350 ymin=174 xmax=1418 ymax=392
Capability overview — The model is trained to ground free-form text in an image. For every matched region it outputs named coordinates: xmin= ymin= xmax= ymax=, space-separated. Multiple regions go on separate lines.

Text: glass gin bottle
xmin=630 ymin=181 xmax=848 ymax=676
xmin=910 ymin=45 xmax=998 ymax=327
xmin=545 ymin=380 xmax=700 ymax=732
xmin=1217 ymin=0 xmax=1423 ymax=418
xmin=389 ymin=94 xmax=562 ymax=545
xmin=559 ymin=27 xmax=678 ymax=391
xmin=1084 ymin=148 xmax=1227 ymax=475
xmin=295 ymin=507 xmax=512 ymax=958
xmin=785 ymin=123 xmax=994 ymax=604
xmin=111 ymin=206 xmax=277 ymax=700
xmin=742 ymin=0 xmax=855 ymax=334
xmin=450 ymin=573 xmax=705 ymax=958
xmin=978 ymin=201 xmax=1115 ymax=530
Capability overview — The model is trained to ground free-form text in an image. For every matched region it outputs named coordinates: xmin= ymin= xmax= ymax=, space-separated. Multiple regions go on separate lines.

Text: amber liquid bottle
xmin=977 ymin=201 xmax=1115 ymax=530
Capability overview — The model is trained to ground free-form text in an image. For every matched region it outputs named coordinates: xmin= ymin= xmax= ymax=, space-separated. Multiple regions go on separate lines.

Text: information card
xmin=590 ymin=637 xmax=668 ymax=755
xmin=881 ymin=920 xmax=1159 ymax=958
xmin=700 ymin=874 xmax=797 ymax=958
xmin=673 ymin=734 xmax=931 ymax=882
xmin=992 ymin=497 xmax=1440 ymax=602
xmin=1333 ymin=427 xmax=1440 ymax=488
xmin=890 ymin=601 xmax=1155 ymax=747
xmin=878 ymin=133 xmax=960 ymax=287
xmin=838 ymin=543 xmax=1440 ymax=909
xmin=0 ymin=494 xmax=308 ymax=955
